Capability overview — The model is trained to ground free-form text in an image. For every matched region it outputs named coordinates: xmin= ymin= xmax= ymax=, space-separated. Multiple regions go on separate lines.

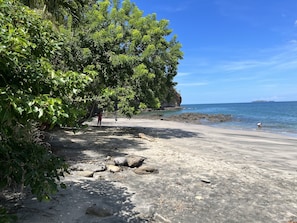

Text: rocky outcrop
xmin=164 ymin=112 xmax=232 ymax=123
xmin=136 ymin=112 xmax=233 ymax=124
xmin=161 ymin=88 xmax=182 ymax=108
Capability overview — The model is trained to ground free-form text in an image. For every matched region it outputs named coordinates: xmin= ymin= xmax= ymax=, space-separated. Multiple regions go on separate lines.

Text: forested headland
xmin=0 ymin=0 xmax=183 ymax=220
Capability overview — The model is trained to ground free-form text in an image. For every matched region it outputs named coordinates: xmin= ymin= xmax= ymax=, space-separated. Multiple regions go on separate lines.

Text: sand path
xmin=16 ymin=118 xmax=297 ymax=223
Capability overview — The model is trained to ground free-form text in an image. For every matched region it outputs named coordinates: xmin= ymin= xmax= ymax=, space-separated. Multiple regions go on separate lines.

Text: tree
xmin=0 ymin=0 xmax=94 ymax=203
xmin=0 ymin=0 xmax=183 ymax=219
xmin=19 ymin=0 xmax=92 ymax=28
xmin=58 ymin=0 xmax=183 ymax=116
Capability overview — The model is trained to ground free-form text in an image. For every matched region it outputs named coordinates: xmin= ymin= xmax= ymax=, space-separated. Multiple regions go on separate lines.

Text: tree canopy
xmin=0 ymin=0 xmax=183 ymax=219
xmin=58 ymin=0 xmax=183 ymax=116
xmin=0 ymin=0 xmax=95 ymax=204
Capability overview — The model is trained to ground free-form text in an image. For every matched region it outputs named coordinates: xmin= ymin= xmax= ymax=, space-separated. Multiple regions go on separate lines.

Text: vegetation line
xmin=0 ymin=0 xmax=183 ymax=221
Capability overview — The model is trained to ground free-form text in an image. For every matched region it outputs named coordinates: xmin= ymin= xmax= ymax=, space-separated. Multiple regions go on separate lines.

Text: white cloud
xmin=220 ymin=60 xmax=271 ymax=72
xmin=176 ymin=41 xmax=297 ymax=94
xmin=214 ymin=42 xmax=297 ymax=73
xmin=178 ymin=82 xmax=208 ymax=86
xmin=288 ymin=39 xmax=297 ymax=44
xmin=177 ymin=72 xmax=192 ymax=77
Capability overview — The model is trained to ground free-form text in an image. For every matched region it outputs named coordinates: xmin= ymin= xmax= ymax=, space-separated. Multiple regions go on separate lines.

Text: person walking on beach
xmin=114 ymin=101 xmax=118 ymax=122
xmin=97 ymin=109 xmax=103 ymax=126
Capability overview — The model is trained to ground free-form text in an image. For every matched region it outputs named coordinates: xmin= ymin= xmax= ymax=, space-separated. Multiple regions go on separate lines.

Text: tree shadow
xmin=16 ymin=179 xmax=148 ymax=223
xmin=14 ymin=124 xmax=201 ymax=222
xmin=47 ymin=127 xmax=148 ymax=162
xmin=129 ymin=126 xmax=202 ymax=139
xmin=47 ymin=125 xmax=201 ymax=162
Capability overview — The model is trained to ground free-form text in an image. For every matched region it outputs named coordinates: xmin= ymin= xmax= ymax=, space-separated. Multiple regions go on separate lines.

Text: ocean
xmin=164 ymin=101 xmax=297 ymax=137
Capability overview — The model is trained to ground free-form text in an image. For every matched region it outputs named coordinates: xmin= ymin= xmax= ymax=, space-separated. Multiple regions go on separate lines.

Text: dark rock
xmin=200 ymin=178 xmax=211 ymax=184
xmin=165 ymin=113 xmax=232 ymax=124
xmin=161 ymin=88 xmax=182 ymax=108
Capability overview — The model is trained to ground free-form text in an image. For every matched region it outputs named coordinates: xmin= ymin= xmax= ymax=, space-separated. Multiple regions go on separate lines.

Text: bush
xmin=0 ymin=130 xmax=68 ymax=201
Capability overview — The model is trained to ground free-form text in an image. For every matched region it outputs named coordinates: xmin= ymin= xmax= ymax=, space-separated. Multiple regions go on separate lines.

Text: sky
xmin=132 ymin=0 xmax=297 ymax=104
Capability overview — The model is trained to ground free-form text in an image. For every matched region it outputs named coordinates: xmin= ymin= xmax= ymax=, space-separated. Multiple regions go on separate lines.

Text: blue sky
xmin=132 ymin=0 xmax=297 ymax=104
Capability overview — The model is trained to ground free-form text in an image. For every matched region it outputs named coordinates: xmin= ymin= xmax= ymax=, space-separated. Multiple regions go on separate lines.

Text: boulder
xmin=94 ymin=163 xmax=107 ymax=172
xmin=77 ymin=171 xmax=94 ymax=177
xmin=126 ymin=155 xmax=145 ymax=168
xmin=114 ymin=157 xmax=128 ymax=166
xmin=107 ymin=165 xmax=122 ymax=173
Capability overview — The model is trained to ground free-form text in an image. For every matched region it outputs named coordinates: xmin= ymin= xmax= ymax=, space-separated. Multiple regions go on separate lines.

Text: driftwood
xmin=138 ymin=133 xmax=155 ymax=142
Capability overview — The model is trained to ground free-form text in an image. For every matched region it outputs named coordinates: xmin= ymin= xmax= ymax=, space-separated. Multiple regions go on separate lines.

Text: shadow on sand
xmin=14 ymin=125 xmax=202 ymax=222
xmin=16 ymin=179 xmax=148 ymax=223
xmin=47 ymin=125 xmax=201 ymax=162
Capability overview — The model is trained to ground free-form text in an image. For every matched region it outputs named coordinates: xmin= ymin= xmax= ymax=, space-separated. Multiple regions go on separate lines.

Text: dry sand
xmin=15 ymin=118 xmax=297 ymax=223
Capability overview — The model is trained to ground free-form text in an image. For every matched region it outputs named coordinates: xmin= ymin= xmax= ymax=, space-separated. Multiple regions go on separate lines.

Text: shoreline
xmin=14 ymin=117 xmax=297 ymax=223
xmin=133 ymin=112 xmax=297 ymax=139
xmin=100 ymin=117 xmax=297 ymax=143
xmin=137 ymin=102 xmax=297 ymax=138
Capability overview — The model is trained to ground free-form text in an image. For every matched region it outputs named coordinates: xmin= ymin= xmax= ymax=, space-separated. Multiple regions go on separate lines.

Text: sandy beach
xmin=15 ymin=117 xmax=297 ymax=223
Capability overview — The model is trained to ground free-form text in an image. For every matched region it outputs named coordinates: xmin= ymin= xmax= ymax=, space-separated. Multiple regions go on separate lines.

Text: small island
xmin=252 ymin=100 xmax=275 ymax=103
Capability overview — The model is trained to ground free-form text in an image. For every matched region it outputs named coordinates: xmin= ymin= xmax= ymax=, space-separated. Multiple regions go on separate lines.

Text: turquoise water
xmin=166 ymin=101 xmax=297 ymax=137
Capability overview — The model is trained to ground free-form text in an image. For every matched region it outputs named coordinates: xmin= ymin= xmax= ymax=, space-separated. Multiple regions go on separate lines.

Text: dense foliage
xmin=0 ymin=0 xmax=183 ymax=220
xmin=0 ymin=0 xmax=93 ymax=202
xmin=57 ymin=0 xmax=183 ymax=116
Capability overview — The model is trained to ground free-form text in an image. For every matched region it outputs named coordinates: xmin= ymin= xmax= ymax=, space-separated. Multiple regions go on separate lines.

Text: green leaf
xmin=60 ymin=182 xmax=67 ymax=189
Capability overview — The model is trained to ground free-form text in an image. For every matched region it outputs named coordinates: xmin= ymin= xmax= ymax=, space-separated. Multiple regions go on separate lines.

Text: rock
xmin=86 ymin=204 xmax=114 ymax=217
xmin=104 ymin=156 xmax=111 ymax=161
xmin=114 ymin=157 xmax=128 ymax=166
xmin=134 ymin=166 xmax=159 ymax=175
xmin=136 ymin=204 xmax=157 ymax=219
xmin=164 ymin=113 xmax=232 ymax=124
xmin=195 ymin=195 xmax=203 ymax=200
xmin=70 ymin=166 xmax=84 ymax=171
xmin=70 ymin=163 xmax=106 ymax=173
xmin=77 ymin=171 xmax=94 ymax=177
xmin=126 ymin=155 xmax=146 ymax=168
xmin=107 ymin=165 xmax=122 ymax=173
xmin=94 ymin=163 xmax=106 ymax=172
xmin=200 ymin=178 xmax=211 ymax=184
xmin=161 ymin=87 xmax=182 ymax=108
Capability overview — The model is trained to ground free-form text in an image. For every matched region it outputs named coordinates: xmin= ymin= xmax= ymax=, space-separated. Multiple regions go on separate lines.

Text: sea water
xmin=165 ymin=101 xmax=297 ymax=137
